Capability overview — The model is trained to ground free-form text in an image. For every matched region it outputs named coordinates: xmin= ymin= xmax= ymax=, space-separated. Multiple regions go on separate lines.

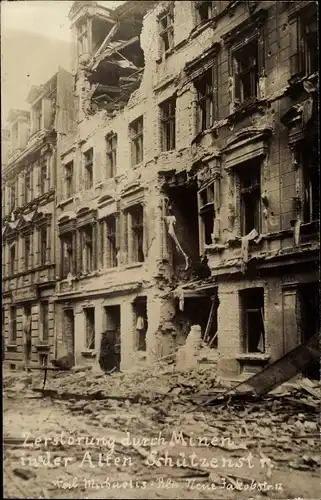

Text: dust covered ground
xmin=3 ymin=366 xmax=320 ymax=499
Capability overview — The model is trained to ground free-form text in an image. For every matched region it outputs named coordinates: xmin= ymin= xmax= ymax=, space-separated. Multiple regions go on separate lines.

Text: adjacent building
xmin=2 ymin=1 xmax=319 ymax=379
xmin=2 ymin=68 xmax=75 ymax=368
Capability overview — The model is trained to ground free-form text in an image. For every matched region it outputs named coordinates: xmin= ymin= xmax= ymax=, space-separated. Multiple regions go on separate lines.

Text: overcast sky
xmin=1 ymin=0 xmax=124 ymax=42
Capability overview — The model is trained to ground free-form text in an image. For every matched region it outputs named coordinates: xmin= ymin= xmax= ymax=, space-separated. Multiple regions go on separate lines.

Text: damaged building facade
xmin=54 ymin=0 xmax=319 ymax=378
xmin=2 ymin=68 xmax=75 ymax=368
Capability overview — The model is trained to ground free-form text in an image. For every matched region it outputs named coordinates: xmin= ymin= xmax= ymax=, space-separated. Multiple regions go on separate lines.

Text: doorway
xmin=299 ymin=282 xmax=320 ymax=380
xmin=100 ymin=305 xmax=121 ymax=371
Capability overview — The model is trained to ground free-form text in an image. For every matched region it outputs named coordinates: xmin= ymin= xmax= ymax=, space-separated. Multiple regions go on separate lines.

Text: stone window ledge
xmin=35 ymin=343 xmax=50 ymax=351
xmin=125 ymin=263 xmax=144 ymax=270
xmin=81 ymin=350 xmax=96 ymax=358
xmin=6 ymin=344 xmax=18 ymax=351
xmin=227 ymin=99 xmax=267 ymax=125
xmin=236 ymin=353 xmax=270 ymax=362
xmin=57 ymin=196 xmax=74 ymax=208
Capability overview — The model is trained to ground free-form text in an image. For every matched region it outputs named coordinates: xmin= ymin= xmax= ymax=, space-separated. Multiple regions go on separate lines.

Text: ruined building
xmin=54 ymin=0 xmax=319 ymax=378
xmin=2 ymin=68 xmax=75 ymax=368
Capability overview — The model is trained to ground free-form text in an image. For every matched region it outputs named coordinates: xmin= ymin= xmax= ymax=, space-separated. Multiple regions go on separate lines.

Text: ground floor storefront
xmin=2 ymin=283 xmax=55 ymax=369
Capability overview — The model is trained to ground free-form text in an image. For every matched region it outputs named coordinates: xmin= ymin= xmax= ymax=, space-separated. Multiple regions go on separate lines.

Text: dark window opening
xmin=65 ymin=161 xmax=74 ymax=198
xmin=106 ymin=215 xmax=118 ymax=268
xmin=100 ymin=305 xmax=121 ymax=371
xmin=84 ymin=148 xmax=93 ymax=190
xmin=195 ymin=67 xmax=217 ymax=132
xmin=290 ymin=7 xmax=318 ymax=77
xmin=24 ymin=234 xmax=31 ymax=270
xmin=33 ymin=101 xmax=42 ymax=132
xmin=233 ymin=38 xmax=259 ymax=104
xmin=40 ymin=227 xmax=47 ymax=266
xmin=239 ymin=160 xmax=261 ymax=236
xmin=160 ymin=96 xmax=176 ymax=151
xmin=40 ymin=301 xmax=49 ymax=342
xmin=39 ymin=353 xmax=48 ymax=366
xmin=199 ymin=183 xmax=215 ymax=246
xmin=301 ymin=144 xmax=319 ymax=223
xmin=106 ymin=133 xmax=117 ymax=178
xmin=84 ymin=307 xmax=95 ymax=350
xmin=130 ymin=117 xmax=143 ymax=166
xmin=195 ymin=0 xmax=214 ymax=23
xmin=25 ymin=172 xmax=31 ymax=203
xmin=9 ymin=306 xmax=17 ymax=343
xmin=133 ymin=297 xmax=148 ymax=351
xmin=240 ymin=288 xmax=265 ymax=353
xmin=63 ymin=309 xmax=75 ymax=366
xmin=130 ymin=204 xmax=145 ymax=263
xmin=9 ymin=243 xmax=16 ymax=276
xmin=298 ymin=282 xmax=320 ymax=380
xmin=159 ymin=7 xmax=174 ymax=55
xmin=10 ymin=182 xmax=16 ymax=211
xmin=40 ymin=161 xmax=47 ymax=195
xmin=61 ymin=233 xmax=73 ymax=278
xmin=81 ymin=225 xmax=94 ymax=272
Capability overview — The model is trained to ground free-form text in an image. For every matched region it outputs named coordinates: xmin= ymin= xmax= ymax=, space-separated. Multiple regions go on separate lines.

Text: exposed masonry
xmin=2 ymin=1 xmax=319 ymax=378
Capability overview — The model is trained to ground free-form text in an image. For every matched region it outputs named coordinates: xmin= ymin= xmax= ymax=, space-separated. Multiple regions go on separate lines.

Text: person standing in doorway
xmin=23 ymin=309 xmax=32 ymax=371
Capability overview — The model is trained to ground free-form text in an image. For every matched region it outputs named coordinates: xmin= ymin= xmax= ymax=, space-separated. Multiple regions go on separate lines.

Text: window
xmin=160 ymin=96 xmax=176 ymax=151
xmin=289 ymin=6 xmax=318 ymax=77
xmin=40 ymin=161 xmax=47 ymax=195
xmin=40 ymin=227 xmax=47 ymax=266
xmin=33 ymin=101 xmax=42 ymax=132
xmin=106 ymin=134 xmax=117 ymax=178
xmin=84 ymin=148 xmax=93 ymax=190
xmin=195 ymin=1 xmax=215 ymax=23
xmin=106 ymin=215 xmax=118 ymax=268
xmin=158 ymin=6 xmax=174 ymax=55
xmin=9 ymin=307 xmax=17 ymax=343
xmin=233 ymin=38 xmax=259 ymax=105
xmin=198 ymin=183 xmax=215 ymax=246
xmin=40 ymin=301 xmax=49 ymax=342
xmin=239 ymin=160 xmax=261 ymax=236
xmin=9 ymin=243 xmax=16 ymax=276
xmin=10 ymin=182 xmax=16 ymax=211
xmin=65 ymin=161 xmax=74 ymax=198
xmin=129 ymin=204 xmax=144 ymax=263
xmin=195 ymin=67 xmax=218 ymax=132
xmin=77 ymin=20 xmax=89 ymax=56
xmin=61 ymin=234 xmax=73 ymax=278
xmin=130 ymin=117 xmax=144 ymax=166
xmin=81 ymin=225 xmax=95 ymax=273
xmin=300 ymin=143 xmax=319 ymax=223
xmin=84 ymin=308 xmax=95 ymax=350
xmin=24 ymin=234 xmax=31 ymax=270
xmin=240 ymin=288 xmax=265 ymax=353
xmin=25 ymin=172 xmax=31 ymax=203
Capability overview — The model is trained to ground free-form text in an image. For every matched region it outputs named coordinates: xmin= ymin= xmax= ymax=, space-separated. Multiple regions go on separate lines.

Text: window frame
xmin=194 ymin=65 xmax=218 ymax=133
xmin=84 ymin=307 xmax=95 ymax=350
xmin=65 ymin=161 xmax=74 ymax=199
xmin=77 ymin=19 xmax=89 ymax=56
xmin=24 ymin=233 xmax=32 ymax=270
xmin=130 ymin=117 xmax=144 ymax=166
xmin=9 ymin=242 xmax=16 ymax=276
xmin=10 ymin=182 xmax=16 ymax=212
xmin=9 ymin=306 xmax=17 ymax=344
xmin=61 ymin=233 xmax=74 ymax=278
xmin=198 ymin=183 xmax=215 ymax=247
xmin=106 ymin=133 xmax=117 ymax=178
xmin=160 ymin=96 xmax=176 ymax=151
xmin=232 ymin=36 xmax=260 ymax=106
xmin=158 ymin=6 xmax=174 ymax=56
xmin=40 ymin=301 xmax=49 ymax=342
xmin=40 ymin=226 xmax=48 ymax=266
xmin=80 ymin=224 xmax=95 ymax=273
xmin=289 ymin=4 xmax=318 ymax=78
xmin=240 ymin=288 xmax=265 ymax=354
xmin=84 ymin=148 xmax=94 ymax=190
xmin=25 ymin=171 xmax=31 ymax=204
xmin=195 ymin=0 xmax=215 ymax=24
xmin=40 ymin=161 xmax=47 ymax=195
xmin=239 ymin=161 xmax=262 ymax=236
xmin=130 ymin=204 xmax=145 ymax=264
xmin=106 ymin=214 xmax=118 ymax=268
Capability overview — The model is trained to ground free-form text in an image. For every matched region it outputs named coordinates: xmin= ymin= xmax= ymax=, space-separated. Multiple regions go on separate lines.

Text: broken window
xmin=9 ymin=243 xmax=16 ymax=276
xmin=300 ymin=143 xmax=319 ymax=223
xmin=65 ymin=161 xmax=74 ymax=198
xmin=25 ymin=172 xmax=31 ymax=203
xmin=133 ymin=297 xmax=148 ymax=352
xmin=84 ymin=307 xmax=95 ymax=350
xmin=131 ymin=204 xmax=145 ymax=263
xmin=239 ymin=160 xmax=261 ymax=236
xmin=106 ymin=133 xmax=117 ymax=178
xmin=240 ymin=288 xmax=265 ymax=353
xmin=40 ymin=227 xmax=47 ymax=266
xmin=40 ymin=161 xmax=47 ymax=195
xmin=24 ymin=234 xmax=31 ymax=270
xmin=81 ymin=225 xmax=95 ymax=273
xmin=289 ymin=5 xmax=318 ymax=77
xmin=233 ymin=38 xmax=259 ymax=105
xmin=106 ymin=215 xmax=118 ymax=268
xmin=195 ymin=66 xmax=218 ymax=132
xmin=61 ymin=233 xmax=73 ymax=278
xmin=159 ymin=6 xmax=174 ymax=56
xmin=84 ymin=148 xmax=93 ymax=190
xmin=130 ymin=117 xmax=144 ymax=166
xmin=195 ymin=1 xmax=215 ymax=23
xmin=77 ymin=19 xmax=89 ymax=56
xmin=198 ymin=183 xmax=215 ymax=246
xmin=101 ymin=305 xmax=121 ymax=371
xmin=160 ymin=96 xmax=176 ymax=151
xmin=9 ymin=306 xmax=17 ymax=343
xmin=40 ymin=301 xmax=49 ymax=342
xmin=10 ymin=182 xmax=16 ymax=211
